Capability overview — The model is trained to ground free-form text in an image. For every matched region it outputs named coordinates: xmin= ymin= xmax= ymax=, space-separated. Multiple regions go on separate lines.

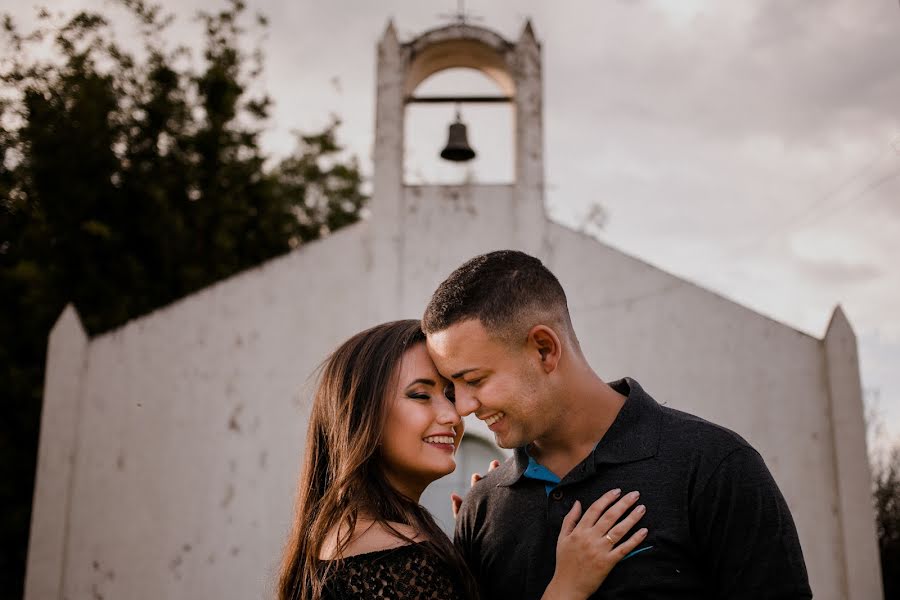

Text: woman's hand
xmin=542 ymin=489 xmax=648 ymax=600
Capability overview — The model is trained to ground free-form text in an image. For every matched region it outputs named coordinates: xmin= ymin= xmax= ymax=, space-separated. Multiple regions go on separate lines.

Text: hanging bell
xmin=440 ymin=113 xmax=476 ymax=162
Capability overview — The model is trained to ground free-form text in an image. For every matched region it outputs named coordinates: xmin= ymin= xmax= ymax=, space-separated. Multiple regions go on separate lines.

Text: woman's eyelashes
xmin=406 ymin=382 xmax=456 ymax=402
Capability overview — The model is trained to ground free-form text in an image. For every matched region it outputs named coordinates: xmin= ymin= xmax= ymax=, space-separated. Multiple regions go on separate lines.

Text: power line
xmin=725 ymin=134 xmax=900 ymax=257
xmin=799 ymin=168 xmax=900 ymax=227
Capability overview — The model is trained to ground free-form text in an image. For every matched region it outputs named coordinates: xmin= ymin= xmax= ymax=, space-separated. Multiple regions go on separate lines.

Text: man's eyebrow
xmin=405 ymin=378 xmax=436 ymax=388
xmin=450 ymin=368 xmax=479 ymax=379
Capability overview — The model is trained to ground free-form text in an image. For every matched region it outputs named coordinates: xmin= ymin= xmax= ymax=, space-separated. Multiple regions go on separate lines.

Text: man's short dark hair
xmin=422 ymin=250 xmax=575 ymax=344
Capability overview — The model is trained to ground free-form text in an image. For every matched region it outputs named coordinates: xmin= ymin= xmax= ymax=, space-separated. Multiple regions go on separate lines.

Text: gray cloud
xmin=9 ymin=0 xmax=900 ymax=436
xmin=789 ymin=255 xmax=883 ymax=284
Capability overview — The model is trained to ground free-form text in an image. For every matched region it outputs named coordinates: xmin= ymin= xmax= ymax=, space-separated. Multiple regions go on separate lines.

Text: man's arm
xmin=453 ymin=490 xmax=489 ymax=599
xmin=691 ymin=446 xmax=812 ymax=599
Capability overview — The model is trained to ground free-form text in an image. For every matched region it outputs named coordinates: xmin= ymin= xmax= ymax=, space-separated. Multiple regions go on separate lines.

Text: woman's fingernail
xmin=612 ymin=488 xmax=622 ymax=496
xmin=636 ymin=504 xmax=645 ymax=513
xmin=639 ymin=528 xmax=648 ymax=536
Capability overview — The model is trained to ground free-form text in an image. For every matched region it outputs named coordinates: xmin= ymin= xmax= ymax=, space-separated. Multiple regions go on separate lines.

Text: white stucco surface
xmin=35 ymin=225 xmax=376 ymax=598
xmin=26 ymin=20 xmax=880 ymax=600
xmin=25 ymin=306 xmax=88 ymax=600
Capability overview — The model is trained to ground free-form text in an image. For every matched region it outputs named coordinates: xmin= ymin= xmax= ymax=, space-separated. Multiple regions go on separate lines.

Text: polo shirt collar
xmin=591 ymin=377 xmax=661 ymax=466
xmin=495 ymin=377 xmax=661 ymax=487
xmin=495 ymin=444 xmax=531 ymax=487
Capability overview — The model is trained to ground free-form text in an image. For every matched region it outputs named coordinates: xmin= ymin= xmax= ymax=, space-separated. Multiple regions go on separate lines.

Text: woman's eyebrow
xmin=405 ymin=378 xmax=436 ymax=388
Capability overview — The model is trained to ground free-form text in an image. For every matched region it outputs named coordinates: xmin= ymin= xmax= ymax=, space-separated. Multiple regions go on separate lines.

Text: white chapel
xmin=26 ymin=20 xmax=881 ymax=600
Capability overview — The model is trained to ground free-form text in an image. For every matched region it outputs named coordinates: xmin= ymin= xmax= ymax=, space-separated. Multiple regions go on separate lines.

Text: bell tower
xmin=368 ymin=20 xmax=547 ymax=316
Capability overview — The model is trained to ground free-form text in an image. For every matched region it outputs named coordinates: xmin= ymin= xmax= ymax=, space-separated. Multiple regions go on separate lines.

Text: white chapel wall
xmin=31 ymin=223 xmax=375 ymax=599
xmin=30 ymin=197 xmax=878 ymax=600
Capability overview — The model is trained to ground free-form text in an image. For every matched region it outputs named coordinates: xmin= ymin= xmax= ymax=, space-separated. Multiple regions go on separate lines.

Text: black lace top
xmin=318 ymin=542 xmax=468 ymax=600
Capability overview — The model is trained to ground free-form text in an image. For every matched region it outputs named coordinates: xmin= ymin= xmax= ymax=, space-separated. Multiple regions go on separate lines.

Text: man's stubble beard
xmin=498 ymin=365 xmax=548 ymax=450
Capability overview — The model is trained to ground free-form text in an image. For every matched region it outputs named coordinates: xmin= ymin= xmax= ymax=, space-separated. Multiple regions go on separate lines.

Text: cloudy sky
xmin=9 ymin=0 xmax=900 ymax=449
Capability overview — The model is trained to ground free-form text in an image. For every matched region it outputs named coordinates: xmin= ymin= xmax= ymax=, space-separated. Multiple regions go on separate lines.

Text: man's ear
xmin=527 ymin=325 xmax=561 ymax=374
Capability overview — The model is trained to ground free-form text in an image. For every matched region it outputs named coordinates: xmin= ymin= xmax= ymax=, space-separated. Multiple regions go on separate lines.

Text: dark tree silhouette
xmin=875 ymin=446 xmax=900 ymax=599
xmin=0 ymin=1 xmax=366 ymax=594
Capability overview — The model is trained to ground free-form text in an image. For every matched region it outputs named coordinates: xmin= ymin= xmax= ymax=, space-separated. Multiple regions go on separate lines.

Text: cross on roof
xmin=438 ymin=0 xmax=483 ymax=25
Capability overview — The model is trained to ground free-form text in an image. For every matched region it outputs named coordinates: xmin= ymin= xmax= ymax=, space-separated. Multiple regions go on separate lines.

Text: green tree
xmin=875 ymin=445 xmax=900 ymax=599
xmin=0 ymin=1 xmax=366 ymax=594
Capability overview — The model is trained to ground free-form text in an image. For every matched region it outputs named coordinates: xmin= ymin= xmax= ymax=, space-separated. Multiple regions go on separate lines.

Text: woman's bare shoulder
xmin=319 ymin=520 xmax=424 ymax=559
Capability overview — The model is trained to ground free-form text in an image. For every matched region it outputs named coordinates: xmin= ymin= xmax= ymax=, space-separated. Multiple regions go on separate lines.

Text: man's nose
xmin=453 ymin=388 xmax=480 ymax=417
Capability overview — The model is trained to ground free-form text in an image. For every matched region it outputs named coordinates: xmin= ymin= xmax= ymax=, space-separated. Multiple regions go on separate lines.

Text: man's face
xmin=426 ymin=319 xmax=551 ymax=449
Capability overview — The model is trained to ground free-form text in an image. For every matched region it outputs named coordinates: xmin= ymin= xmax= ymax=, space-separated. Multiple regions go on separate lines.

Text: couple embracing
xmin=277 ymin=250 xmax=812 ymax=600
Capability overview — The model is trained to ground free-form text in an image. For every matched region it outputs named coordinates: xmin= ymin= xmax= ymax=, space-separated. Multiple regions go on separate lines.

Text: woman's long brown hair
xmin=277 ymin=319 xmax=478 ymax=600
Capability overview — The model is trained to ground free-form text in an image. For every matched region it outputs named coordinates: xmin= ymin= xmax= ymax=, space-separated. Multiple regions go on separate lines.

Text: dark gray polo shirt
xmin=454 ymin=378 xmax=812 ymax=600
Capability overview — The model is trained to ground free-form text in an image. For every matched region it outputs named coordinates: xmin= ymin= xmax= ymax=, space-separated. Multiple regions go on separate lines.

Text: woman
xmin=278 ymin=320 xmax=647 ymax=600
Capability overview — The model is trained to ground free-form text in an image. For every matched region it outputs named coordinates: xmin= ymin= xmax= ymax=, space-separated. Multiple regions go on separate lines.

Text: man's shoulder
xmin=651 ymin=404 xmax=778 ymax=504
xmin=657 ymin=403 xmax=754 ymax=455
xmin=457 ymin=456 xmax=518 ymax=514
xmin=650 ymin=403 xmax=769 ymax=486
xmin=620 ymin=377 xmax=754 ymax=458
xmin=455 ymin=454 xmax=536 ymax=548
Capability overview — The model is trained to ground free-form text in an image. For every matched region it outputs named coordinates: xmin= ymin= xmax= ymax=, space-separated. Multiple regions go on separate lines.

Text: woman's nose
xmin=438 ymin=398 xmax=462 ymax=425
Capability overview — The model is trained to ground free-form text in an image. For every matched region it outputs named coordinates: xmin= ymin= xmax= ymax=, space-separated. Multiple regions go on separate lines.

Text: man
xmin=423 ymin=250 xmax=812 ymax=600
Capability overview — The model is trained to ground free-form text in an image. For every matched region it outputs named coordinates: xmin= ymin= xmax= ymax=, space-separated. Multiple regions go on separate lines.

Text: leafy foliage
xmin=0 ymin=1 xmax=366 ymax=594
xmin=875 ymin=446 xmax=900 ymax=599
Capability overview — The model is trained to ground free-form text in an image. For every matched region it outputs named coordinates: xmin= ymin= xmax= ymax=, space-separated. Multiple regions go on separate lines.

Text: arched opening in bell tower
xmin=404 ymin=67 xmax=514 ymax=185
xmin=371 ymin=21 xmax=546 ymax=261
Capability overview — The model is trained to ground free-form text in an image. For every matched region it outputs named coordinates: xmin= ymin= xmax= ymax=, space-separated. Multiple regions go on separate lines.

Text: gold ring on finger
xmin=604 ymin=533 xmax=616 ymax=544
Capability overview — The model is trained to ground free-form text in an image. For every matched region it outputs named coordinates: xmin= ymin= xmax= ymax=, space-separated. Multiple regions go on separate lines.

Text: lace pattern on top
xmin=320 ymin=542 xmax=467 ymax=600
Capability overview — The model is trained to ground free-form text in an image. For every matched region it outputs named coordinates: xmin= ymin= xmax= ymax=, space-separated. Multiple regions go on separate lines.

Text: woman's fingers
xmin=602 ymin=502 xmax=646 ymax=545
xmin=451 ymin=493 xmax=464 ymax=519
xmin=591 ymin=491 xmax=640 ymax=533
xmin=611 ymin=527 xmax=649 ymax=560
xmin=575 ymin=488 xmax=627 ymax=531
xmin=469 ymin=461 xmax=501 ymax=489
xmin=551 ymin=493 xmax=649 ymax=597
xmin=560 ymin=500 xmax=582 ymax=537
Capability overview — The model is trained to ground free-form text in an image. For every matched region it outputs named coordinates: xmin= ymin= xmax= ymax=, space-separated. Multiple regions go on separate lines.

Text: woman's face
xmin=380 ymin=343 xmax=464 ymax=500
